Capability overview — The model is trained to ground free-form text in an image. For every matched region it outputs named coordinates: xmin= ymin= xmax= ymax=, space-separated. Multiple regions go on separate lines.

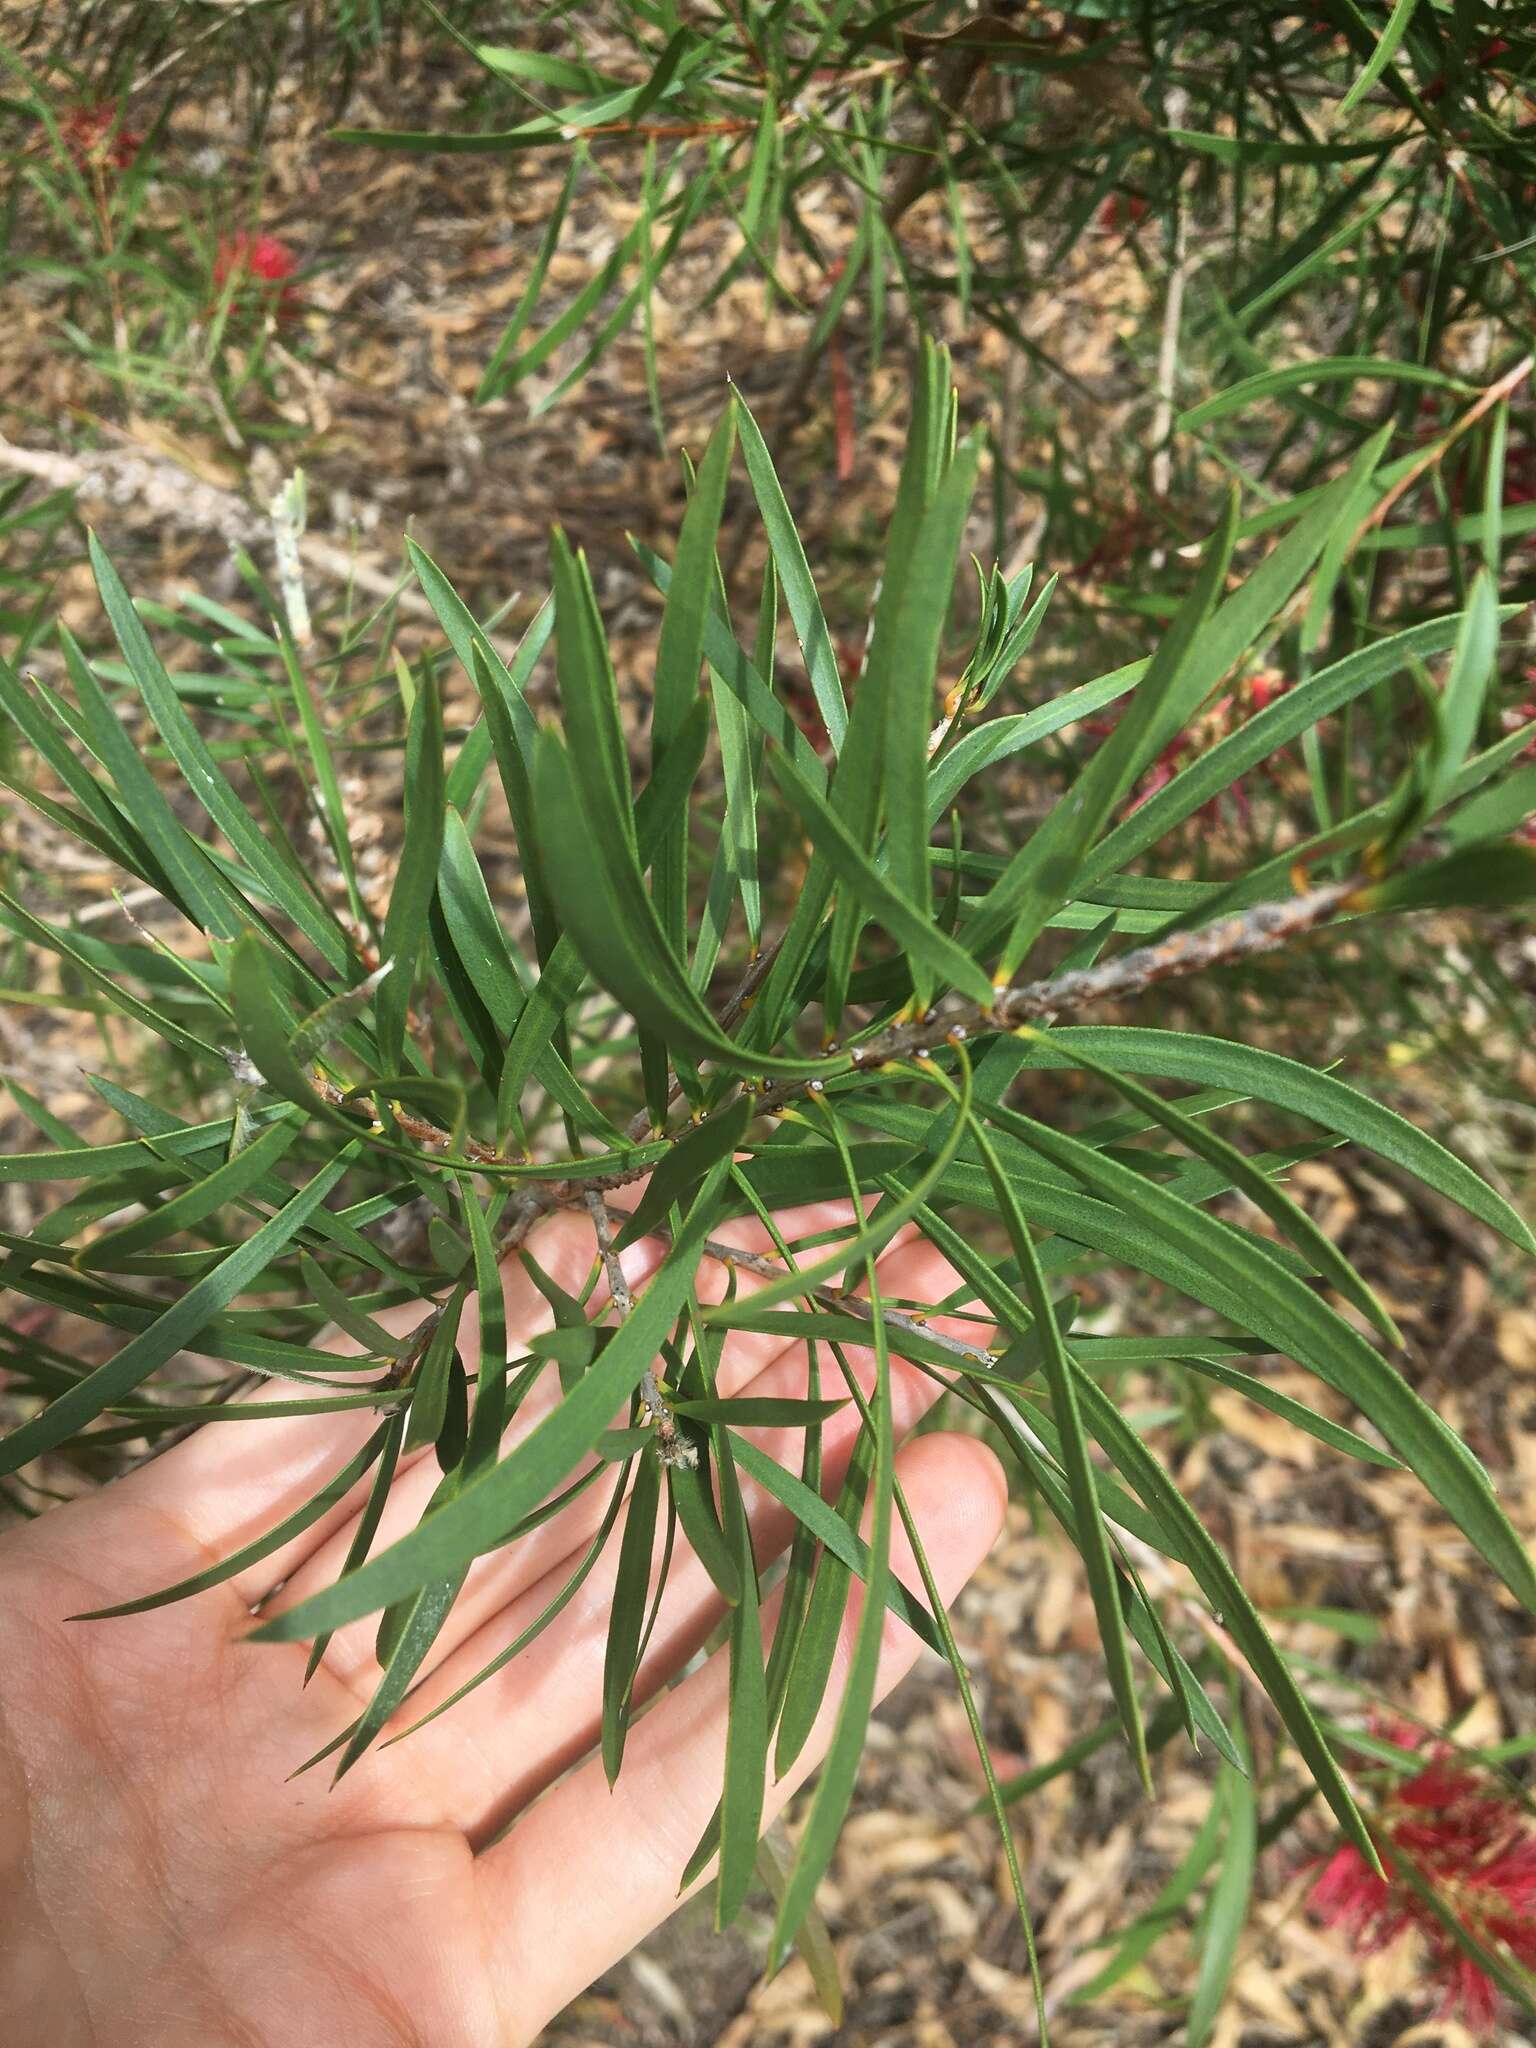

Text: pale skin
xmin=0 ymin=1191 xmax=1006 ymax=2047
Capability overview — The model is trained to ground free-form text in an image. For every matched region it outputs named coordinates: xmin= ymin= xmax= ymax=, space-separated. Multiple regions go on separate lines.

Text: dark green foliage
xmin=2 ymin=348 xmax=1534 ymax=2015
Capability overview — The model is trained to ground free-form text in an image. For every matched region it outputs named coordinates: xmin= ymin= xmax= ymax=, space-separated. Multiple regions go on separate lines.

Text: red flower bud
xmin=60 ymin=100 xmax=141 ymax=174
xmin=213 ymin=231 xmax=304 ymax=320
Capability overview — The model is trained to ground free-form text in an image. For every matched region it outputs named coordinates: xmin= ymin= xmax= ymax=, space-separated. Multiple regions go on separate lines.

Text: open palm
xmin=1 ymin=1192 xmax=1004 ymax=2047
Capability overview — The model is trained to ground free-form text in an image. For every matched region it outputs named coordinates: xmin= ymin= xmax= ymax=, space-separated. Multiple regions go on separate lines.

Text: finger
xmin=378 ymin=1293 xmax=950 ymax=1836
xmin=120 ymin=1186 xmax=875 ymax=1592
xmin=478 ymin=1432 xmax=1008 ymax=2042
xmin=96 ymin=1202 xmax=653 ymax=1601
xmin=275 ymin=1209 xmax=946 ymax=1690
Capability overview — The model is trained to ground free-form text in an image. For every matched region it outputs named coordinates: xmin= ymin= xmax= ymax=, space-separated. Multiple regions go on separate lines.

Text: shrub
xmin=2 ymin=349 xmax=1535 ymax=2012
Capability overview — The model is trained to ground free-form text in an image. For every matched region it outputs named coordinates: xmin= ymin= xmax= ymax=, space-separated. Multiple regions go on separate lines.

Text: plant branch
xmin=306 ymin=873 xmax=1364 ymax=1218
xmin=1349 ymin=353 xmax=1534 ymax=551
xmin=586 ymin=1188 xmax=693 ymax=1467
xmin=753 ymin=872 xmax=1363 ymax=1114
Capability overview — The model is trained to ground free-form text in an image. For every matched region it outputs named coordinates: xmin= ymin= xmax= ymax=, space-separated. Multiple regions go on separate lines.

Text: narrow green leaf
xmin=717 ymin=1458 xmax=768 ymax=1927
xmin=705 ymin=1062 xmax=973 ymax=1324
xmin=616 ymin=1097 xmax=753 ymax=1248
xmin=766 ymin=745 xmax=995 ymax=1004
xmin=1339 ymin=0 xmax=1422 ymax=112
xmin=734 ymin=393 xmax=847 ymax=751
xmin=652 ymin=403 xmax=738 ymax=951
xmin=1027 ymin=1028 xmax=1399 ymax=1342
xmin=77 ymin=1114 xmax=302 ymax=1265
xmin=877 ymin=432 xmax=984 ymax=992
xmin=602 ymin=1446 xmax=661 ymax=1783
xmin=377 ymin=662 xmax=445 ymax=1069
xmin=1 ymin=1149 xmax=357 ymax=1476
xmin=404 ymin=1286 xmax=467 ymax=1456
xmin=956 ymin=1086 xmax=1149 ymax=1786
xmin=1179 ymin=355 xmax=1465 ymax=433
xmin=768 ymin=1276 xmax=891 ymax=1968
xmin=1426 ymin=572 xmax=1499 ymax=815
xmin=83 ymin=532 xmax=354 ymax=970
xmin=229 ymin=935 xmax=331 ymax=1116
xmin=1073 ymin=1366 xmax=1375 ymax=1864
xmin=57 ymin=624 xmax=237 ymax=939
xmin=1025 ymin=1025 xmax=1536 ymax=1255
xmin=71 ymin=1424 xmax=391 ymax=1619
xmin=251 ymin=1161 xmax=731 ymax=1636
xmin=337 ymin=1565 xmax=467 ymax=1777
xmin=533 ymin=731 xmax=824 ymax=1076
xmin=669 ymin=1448 xmax=742 ymax=1604
xmin=1187 ymin=1755 xmax=1257 ymax=2048
xmin=1082 ymin=610 xmax=1485 ymax=889
xmin=671 ymin=1395 xmax=848 ymax=1426
xmin=730 ymin=1433 xmax=942 ymax=1662
xmin=305 ymin=1407 xmax=409 ymax=1683
xmin=384 ymin=1464 xmax=632 ymax=1741
xmin=983 ymin=1097 xmax=1536 ymax=1614
xmin=461 ymin=1187 xmax=508 ymax=1470
xmin=1353 ymin=840 xmax=1536 ymax=916
xmin=1173 ymin=1353 xmax=1400 ymax=1467
xmin=966 ymin=491 xmax=1239 ymax=979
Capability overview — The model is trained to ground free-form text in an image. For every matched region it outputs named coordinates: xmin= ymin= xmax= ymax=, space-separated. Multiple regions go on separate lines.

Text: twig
xmin=299 ymin=874 xmax=1364 ymax=1215
xmin=685 ymin=1223 xmax=997 ymax=1378
xmin=1349 ymin=352 xmax=1534 ymax=551
xmin=754 ymin=873 xmax=1363 ymax=1114
xmin=586 ymin=1188 xmax=694 ymax=1467
xmin=0 ymin=431 xmax=445 ymax=624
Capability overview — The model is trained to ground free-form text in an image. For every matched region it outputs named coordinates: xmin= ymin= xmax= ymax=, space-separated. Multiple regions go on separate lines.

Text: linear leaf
xmin=0 ymin=1149 xmax=357 ymax=1475
xmin=1024 ymin=1024 xmax=1535 ymax=1254
xmin=71 ymin=1424 xmax=391 ymax=1619
xmin=616 ymin=1097 xmax=753 ymax=1249
xmin=1179 ymin=356 xmax=1466 ymax=432
xmin=376 ymin=661 xmax=445 ymax=1069
xmin=533 ymin=731 xmax=824 ymax=1076
xmin=1071 ymin=1368 xmax=1375 ymax=1866
xmin=734 ymin=392 xmax=847 ymax=752
xmin=768 ymin=1273 xmax=891 ymax=1968
xmin=766 ymin=746 xmax=995 ymax=1004
xmin=1028 ymin=1029 xmax=1398 ymax=1341
xmin=251 ymin=1161 xmax=731 ymax=1636
xmin=957 ymin=1089 xmax=1148 ymax=1784
xmin=77 ymin=1113 xmax=303 ymax=1265
xmin=602 ymin=1446 xmax=661 ymax=1783
xmin=652 ymin=402 xmax=738 ymax=951
xmin=91 ymin=536 xmax=358 ymax=967
xmin=983 ymin=1098 xmax=1536 ymax=1613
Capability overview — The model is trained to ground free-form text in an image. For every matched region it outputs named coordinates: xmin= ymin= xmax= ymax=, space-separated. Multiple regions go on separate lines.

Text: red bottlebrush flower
xmin=1099 ymin=192 xmax=1150 ymax=237
xmin=1424 ymin=34 xmax=1512 ymax=104
xmin=213 ymin=231 xmax=304 ymax=320
xmin=1502 ymin=679 xmax=1536 ymax=759
xmin=1085 ymin=665 xmax=1294 ymax=829
xmin=1245 ymin=668 xmax=1288 ymax=713
xmin=1073 ymin=508 xmax=1149 ymax=579
xmin=827 ymin=334 xmax=856 ymax=484
xmin=1309 ymin=1721 xmax=1536 ymax=2032
xmin=60 ymin=99 xmax=141 ymax=173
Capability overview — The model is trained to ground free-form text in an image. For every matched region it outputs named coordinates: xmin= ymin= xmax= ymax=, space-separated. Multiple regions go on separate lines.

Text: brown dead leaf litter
xmin=1 ymin=24 xmax=1534 ymax=2048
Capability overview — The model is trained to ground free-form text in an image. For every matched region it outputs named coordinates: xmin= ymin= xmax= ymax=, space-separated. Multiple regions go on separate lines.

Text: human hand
xmin=1 ymin=1193 xmax=1005 ymax=2047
